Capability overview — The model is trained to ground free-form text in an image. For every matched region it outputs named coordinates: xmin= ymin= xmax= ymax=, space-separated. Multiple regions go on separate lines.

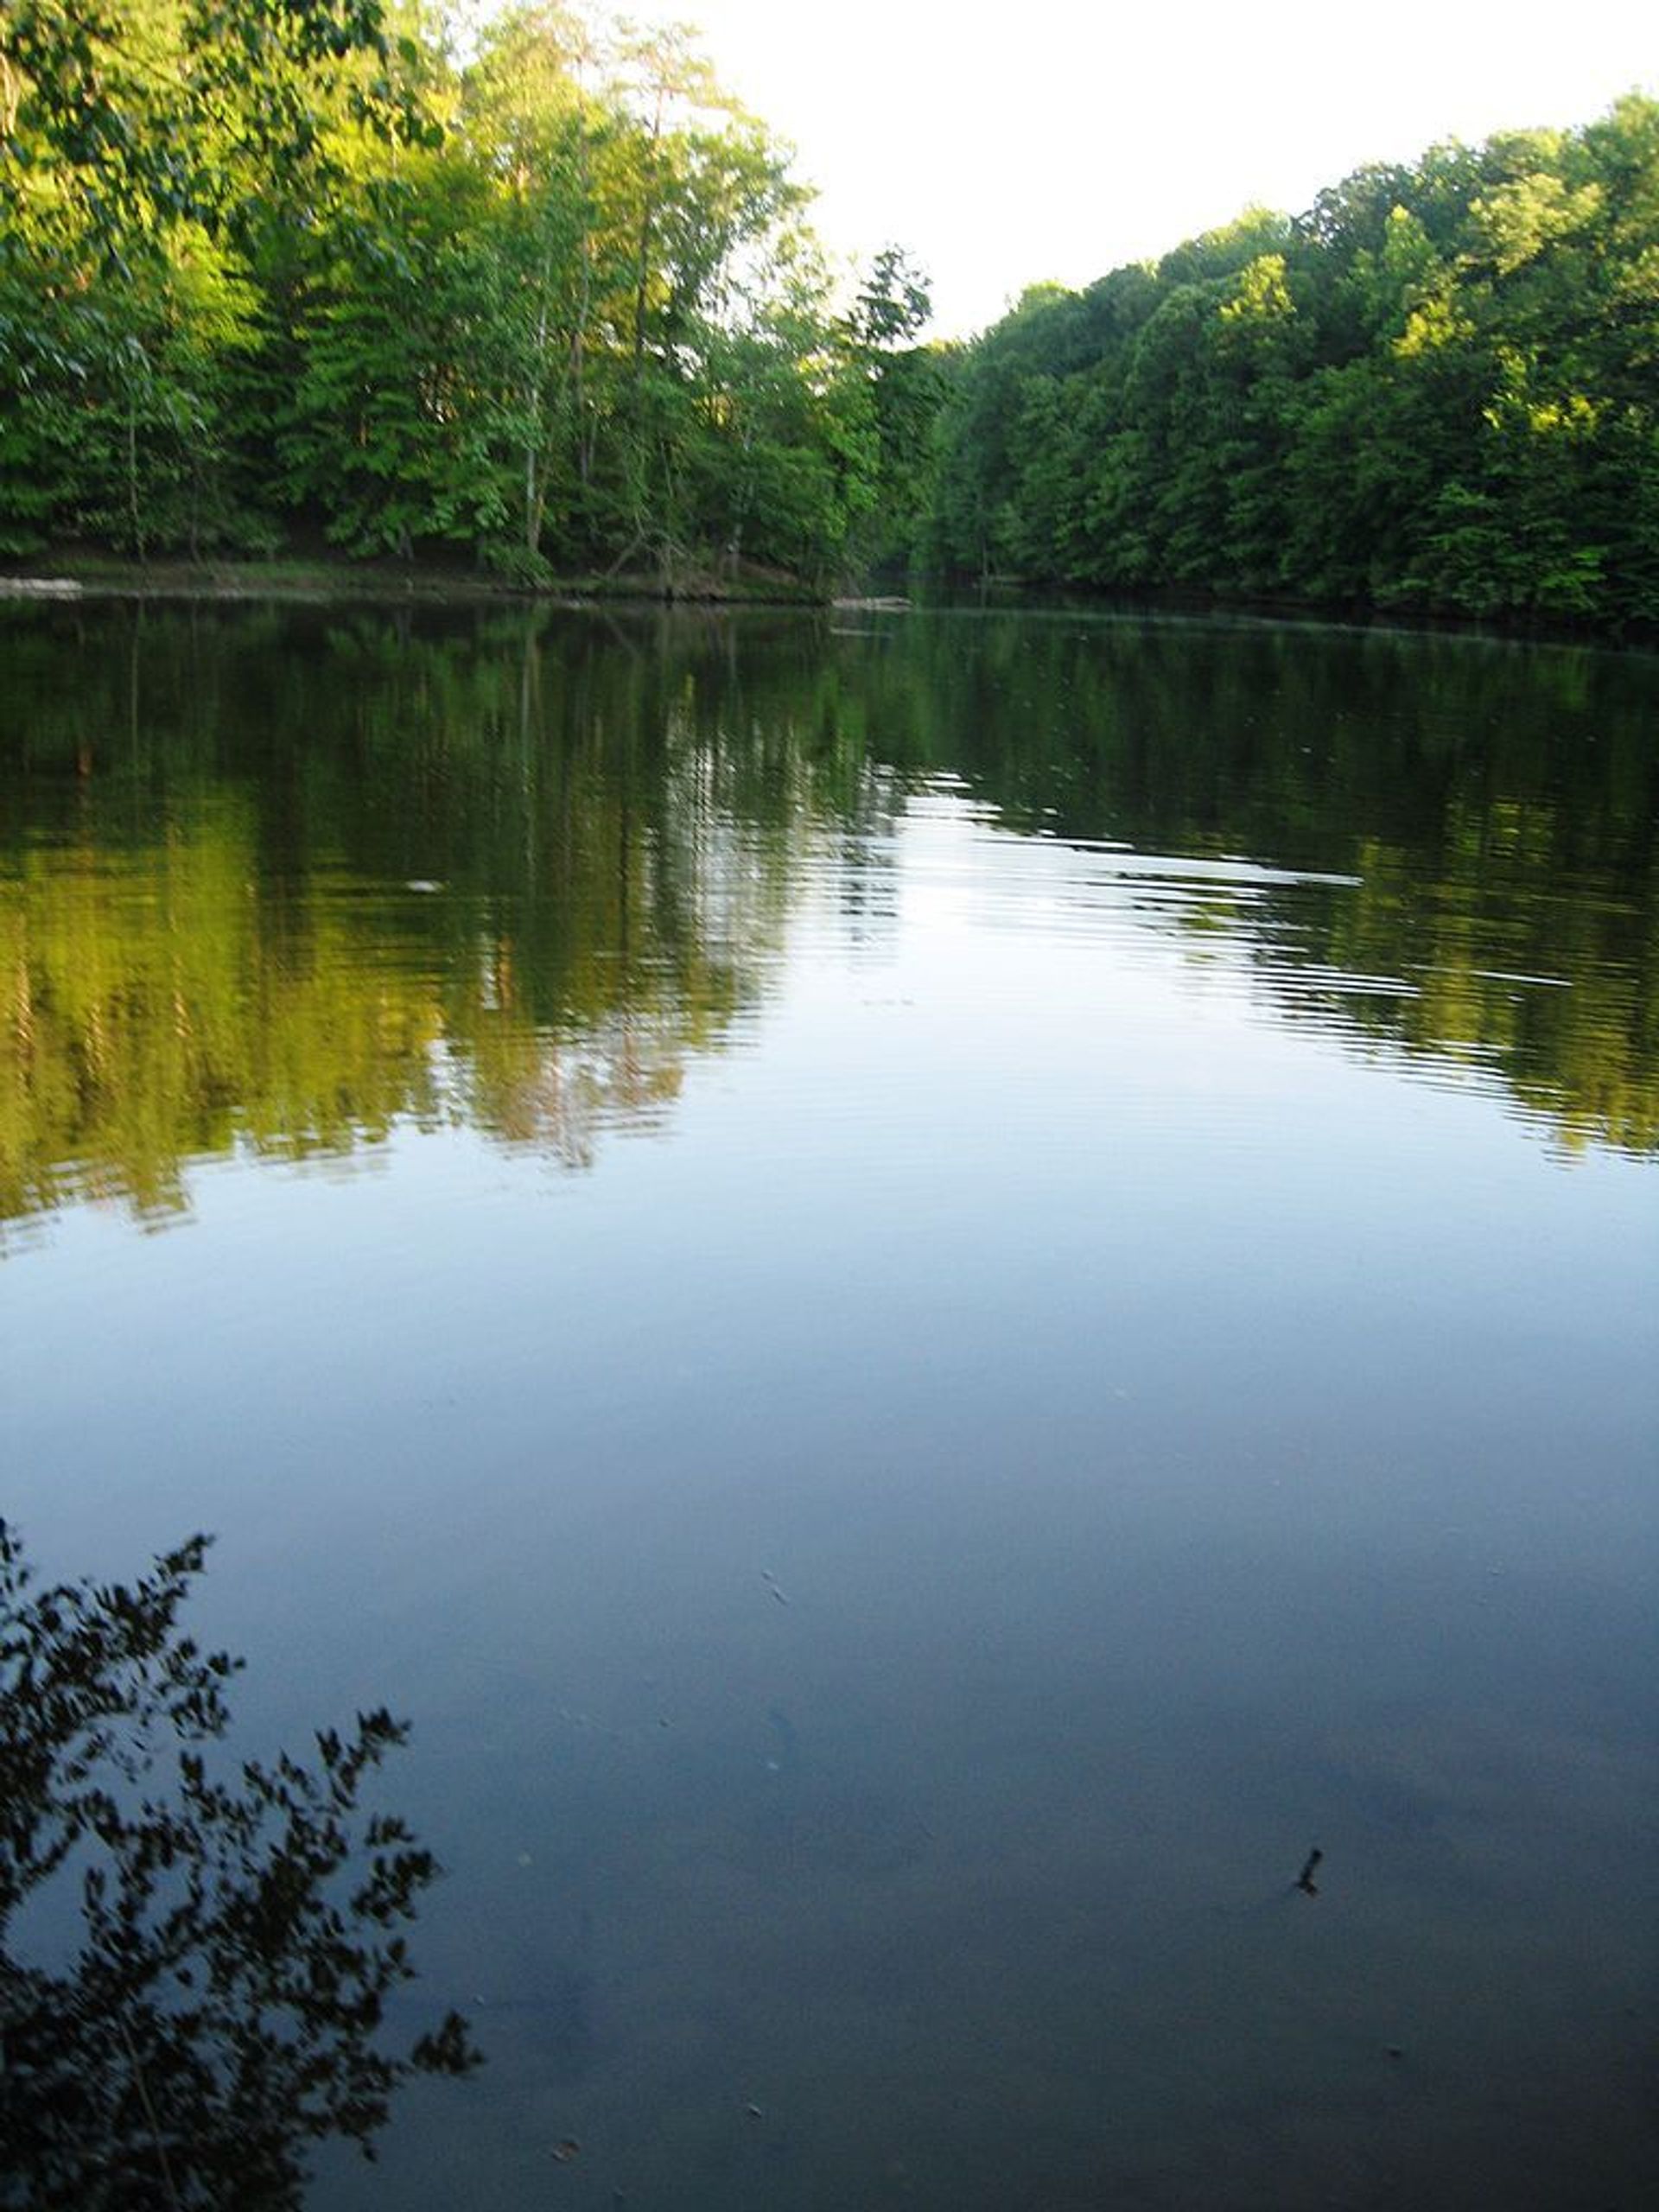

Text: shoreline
xmin=3 ymin=559 xmax=1650 ymax=652
xmin=0 ymin=554 xmax=825 ymax=611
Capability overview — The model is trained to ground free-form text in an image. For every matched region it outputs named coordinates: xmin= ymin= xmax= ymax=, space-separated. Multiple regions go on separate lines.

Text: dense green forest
xmin=3 ymin=2 xmax=1656 ymax=623
xmin=931 ymin=95 xmax=1659 ymax=628
xmin=0 ymin=0 xmax=939 ymax=584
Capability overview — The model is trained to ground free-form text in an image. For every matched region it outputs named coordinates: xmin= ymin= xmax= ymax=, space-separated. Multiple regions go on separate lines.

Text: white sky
xmin=618 ymin=0 xmax=1656 ymax=336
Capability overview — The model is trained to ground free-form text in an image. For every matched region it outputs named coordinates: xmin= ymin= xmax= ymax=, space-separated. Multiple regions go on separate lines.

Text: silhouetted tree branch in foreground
xmin=0 ymin=1520 xmax=480 ymax=2211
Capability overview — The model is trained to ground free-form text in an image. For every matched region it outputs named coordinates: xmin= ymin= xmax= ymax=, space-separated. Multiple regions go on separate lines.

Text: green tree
xmin=926 ymin=99 xmax=1659 ymax=631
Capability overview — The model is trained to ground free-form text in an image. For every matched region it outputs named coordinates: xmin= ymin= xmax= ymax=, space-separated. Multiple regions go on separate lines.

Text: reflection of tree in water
xmin=0 ymin=605 xmax=898 ymax=1227
xmin=0 ymin=1523 xmax=478 ymax=2210
xmin=837 ymin=611 xmax=1659 ymax=1155
xmin=2 ymin=601 xmax=1654 ymax=1222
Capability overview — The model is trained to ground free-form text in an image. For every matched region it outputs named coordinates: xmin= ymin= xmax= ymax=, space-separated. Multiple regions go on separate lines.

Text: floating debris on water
xmin=1295 ymin=1846 xmax=1324 ymax=1895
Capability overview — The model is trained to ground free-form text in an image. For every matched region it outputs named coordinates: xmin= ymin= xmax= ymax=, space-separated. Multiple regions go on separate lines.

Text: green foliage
xmin=931 ymin=97 xmax=1659 ymax=630
xmin=0 ymin=1 xmax=933 ymax=582
xmin=276 ymin=152 xmax=518 ymax=556
xmin=0 ymin=0 xmax=435 ymax=254
xmin=836 ymin=246 xmax=952 ymax=570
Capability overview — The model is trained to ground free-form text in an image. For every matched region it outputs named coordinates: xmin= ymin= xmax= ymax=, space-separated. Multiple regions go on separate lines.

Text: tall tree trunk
xmin=630 ymin=88 xmax=665 ymax=388
xmin=126 ymin=378 xmax=145 ymax=564
xmin=524 ymin=276 xmax=551 ymax=552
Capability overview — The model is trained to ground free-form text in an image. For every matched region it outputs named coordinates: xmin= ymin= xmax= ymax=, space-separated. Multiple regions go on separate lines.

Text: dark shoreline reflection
xmin=0 ymin=1520 xmax=478 ymax=2210
xmin=1 ymin=601 xmax=1655 ymax=1235
xmin=830 ymin=608 xmax=1659 ymax=1156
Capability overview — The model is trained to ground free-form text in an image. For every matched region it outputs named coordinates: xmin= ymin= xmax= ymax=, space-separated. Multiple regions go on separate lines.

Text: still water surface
xmin=3 ymin=601 xmax=1656 ymax=2209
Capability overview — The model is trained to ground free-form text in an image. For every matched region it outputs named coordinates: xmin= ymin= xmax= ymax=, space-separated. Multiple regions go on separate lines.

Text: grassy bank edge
xmin=0 ymin=552 xmax=826 ymax=609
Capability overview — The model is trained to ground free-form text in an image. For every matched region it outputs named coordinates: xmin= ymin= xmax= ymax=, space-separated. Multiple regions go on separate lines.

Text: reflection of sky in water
xmin=3 ymin=616 xmax=1656 ymax=2210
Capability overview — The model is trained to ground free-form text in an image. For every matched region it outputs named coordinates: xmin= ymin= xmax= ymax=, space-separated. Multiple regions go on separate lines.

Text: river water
xmin=2 ymin=599 xmax=1655 ymax=2209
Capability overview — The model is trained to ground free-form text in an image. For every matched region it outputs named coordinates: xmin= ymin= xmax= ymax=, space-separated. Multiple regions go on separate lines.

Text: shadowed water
xmin=2 ymin=600 xmax=1655 ymax=2210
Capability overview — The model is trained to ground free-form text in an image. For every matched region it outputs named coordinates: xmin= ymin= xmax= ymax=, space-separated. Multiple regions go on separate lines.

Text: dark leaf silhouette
xmin=0 ymin=1520 xmax=480 ymax=2212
